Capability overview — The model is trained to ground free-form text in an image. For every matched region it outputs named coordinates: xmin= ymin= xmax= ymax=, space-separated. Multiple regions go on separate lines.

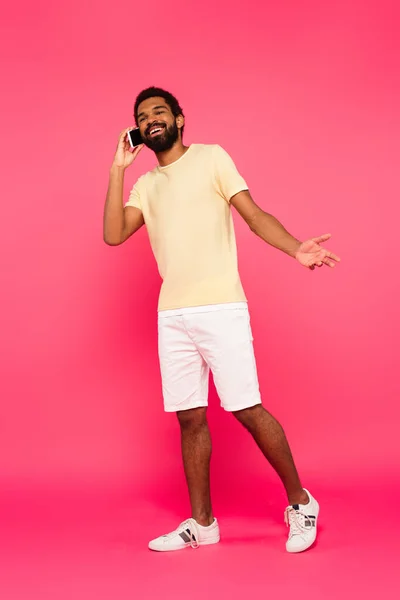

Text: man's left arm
xmin=230 ymin=190 xmax=340 ymax=270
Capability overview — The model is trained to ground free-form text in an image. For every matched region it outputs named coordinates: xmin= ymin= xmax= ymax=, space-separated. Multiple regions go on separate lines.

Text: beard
xmin=143 ymin=120 xmax=180 ymax=152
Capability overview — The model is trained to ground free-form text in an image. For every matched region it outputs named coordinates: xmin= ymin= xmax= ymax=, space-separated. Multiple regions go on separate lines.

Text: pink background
xmin=1 ymin=1 xmax=399 ymax=598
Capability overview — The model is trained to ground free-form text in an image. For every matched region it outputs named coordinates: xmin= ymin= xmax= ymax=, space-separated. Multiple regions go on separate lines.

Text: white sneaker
xmin=285 ymin=489 xmax=320 ymax=553
xmin=148 ymin=518 xmax=220 ymax=552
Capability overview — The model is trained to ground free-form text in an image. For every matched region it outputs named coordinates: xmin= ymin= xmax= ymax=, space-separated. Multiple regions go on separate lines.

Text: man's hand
xmin=112 ymin=127 xmax=144 ymax=169
xmin=295 ymin=234 xmax=341 ymax=270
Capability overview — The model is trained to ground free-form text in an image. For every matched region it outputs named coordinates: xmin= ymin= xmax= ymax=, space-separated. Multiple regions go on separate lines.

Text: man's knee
xmin=232 ymin=403 xmax=264 ymax=427
xmin=177 ymin=407 xmax=208 ymax=430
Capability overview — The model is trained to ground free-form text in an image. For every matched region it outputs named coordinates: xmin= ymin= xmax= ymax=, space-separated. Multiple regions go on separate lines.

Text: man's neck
xmin=156 ymin=141 xmax=190 ymax=167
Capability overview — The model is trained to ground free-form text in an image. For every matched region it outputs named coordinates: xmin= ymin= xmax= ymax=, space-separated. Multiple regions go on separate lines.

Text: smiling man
xmin=103 ymin=86 xmax=340 ymax=554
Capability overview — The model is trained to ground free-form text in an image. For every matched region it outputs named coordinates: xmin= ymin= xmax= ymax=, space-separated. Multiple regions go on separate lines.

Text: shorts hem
xmin=222 ymin=399 xmax=262 ymax=412
xmin=164 ymin=402 xmax=208 ymax=413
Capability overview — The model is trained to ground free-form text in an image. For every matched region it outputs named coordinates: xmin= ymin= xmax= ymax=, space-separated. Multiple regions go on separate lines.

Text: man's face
xmin=136 ymin=97 xmax=181 ymax=152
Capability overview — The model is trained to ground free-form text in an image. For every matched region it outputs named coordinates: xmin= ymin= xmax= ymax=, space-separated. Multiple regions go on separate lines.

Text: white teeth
xmin=150 ymin=127 xmax=162 ymax=135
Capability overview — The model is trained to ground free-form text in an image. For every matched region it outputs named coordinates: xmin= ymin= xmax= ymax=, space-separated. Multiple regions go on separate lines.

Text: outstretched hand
xmin=295 ymin=234 xmax=340 ymax=270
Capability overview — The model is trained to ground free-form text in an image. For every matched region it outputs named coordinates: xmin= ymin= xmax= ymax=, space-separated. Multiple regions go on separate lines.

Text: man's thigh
xmin=158 ymin=313 xmax=210 ymax=412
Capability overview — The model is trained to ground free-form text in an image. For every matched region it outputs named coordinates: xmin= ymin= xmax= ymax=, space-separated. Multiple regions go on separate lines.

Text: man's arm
xmin=230 ymin=190 xmax=301 ymax=258
xmin=103 ymin=128 xmax=144 ymax=246
xmin=103 ymin=164 xmax=144 ymax=246
xmin=231 ymin=190 xmax=340 ymax=269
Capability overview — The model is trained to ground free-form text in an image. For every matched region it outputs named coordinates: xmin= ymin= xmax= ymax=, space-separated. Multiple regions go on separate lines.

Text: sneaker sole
xmin=148 ymin=536 xmax=220 ymax=552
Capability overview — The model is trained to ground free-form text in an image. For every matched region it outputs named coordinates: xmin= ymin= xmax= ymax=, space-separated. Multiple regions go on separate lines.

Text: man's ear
xmin=176 ymin=115 xmax=185 ymax=130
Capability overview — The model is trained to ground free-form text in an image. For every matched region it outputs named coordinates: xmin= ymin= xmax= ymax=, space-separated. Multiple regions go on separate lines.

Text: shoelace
xmin=181 ymin=518 xmax=200 ymax=549
xmin=284 ymin=507 xmax=313 ymax=538
xmin=164 ymin=518 xmax=200 ymax=549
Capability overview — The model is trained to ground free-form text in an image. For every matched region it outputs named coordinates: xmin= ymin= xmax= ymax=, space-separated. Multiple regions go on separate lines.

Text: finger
xmin=325 ymin=251 xmax=341 ymax=262
xmin=132 ymin=144 xmax=144 ymax=157
xmin=119 ymin=127 xmax=135 ymax=143
xmin=117 ymin=133 xmax=129 ymax=151
xmin=323 ymin=257 xmax=336 ymax=268
xmin=312 ymin=233 xmax=331 ymax=244
xmin=128 ymin=143 xmax=144 ymax=156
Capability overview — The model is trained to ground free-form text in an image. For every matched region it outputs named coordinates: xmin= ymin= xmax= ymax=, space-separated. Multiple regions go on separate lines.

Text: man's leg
xmin=232 ymin=404 xmax=308 ymax=505
xmin=233 ymin=405 xmax=320 ymax=553
xmin=149 ymin=312 xmax=220 ymax=551
xmin=177 ymin=407 xmax=214 ymax=526
xmin=148 ymin=404 xmax=220 ymax=552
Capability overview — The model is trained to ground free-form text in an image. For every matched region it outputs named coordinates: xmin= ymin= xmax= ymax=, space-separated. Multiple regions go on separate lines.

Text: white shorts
xmin=157 ymin=303 xmax=262 ymax=412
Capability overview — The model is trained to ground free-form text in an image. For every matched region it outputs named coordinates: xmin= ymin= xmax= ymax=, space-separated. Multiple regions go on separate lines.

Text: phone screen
xmin=128 ymin=128 xmax=143 ymax=148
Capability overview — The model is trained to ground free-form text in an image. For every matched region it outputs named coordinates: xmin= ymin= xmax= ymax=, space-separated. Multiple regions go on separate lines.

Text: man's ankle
xmin=193 ymin=514 xmax=214 ymax=527
xmin=288 ymin=489 xmax=309 ymax=506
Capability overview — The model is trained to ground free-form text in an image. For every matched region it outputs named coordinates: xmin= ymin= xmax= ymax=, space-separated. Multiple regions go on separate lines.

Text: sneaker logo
xmin=179 ymin=530 xmax=191 ymax=543
xmin=304 ymin=516 xmax=316 ymax=528
xmin=179 ymin=528 xmax=197 ymax=543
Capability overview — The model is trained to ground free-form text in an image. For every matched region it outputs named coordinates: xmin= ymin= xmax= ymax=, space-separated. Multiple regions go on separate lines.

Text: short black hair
xmin=134 ymin=86 xmax=184 ymax=134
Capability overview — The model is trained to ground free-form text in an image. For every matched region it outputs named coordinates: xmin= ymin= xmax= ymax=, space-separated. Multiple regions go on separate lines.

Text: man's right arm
xmin=103 ymin=128 xmax=144 ymax=246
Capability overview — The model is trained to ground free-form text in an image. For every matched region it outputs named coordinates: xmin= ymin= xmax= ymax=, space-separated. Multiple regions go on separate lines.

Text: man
xmin=103 ymin=87 xmax=340 ymax=554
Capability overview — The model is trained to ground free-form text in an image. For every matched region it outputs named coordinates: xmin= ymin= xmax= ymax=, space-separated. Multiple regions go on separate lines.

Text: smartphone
xmin=127 ymin=128 xmax=143 ymax=148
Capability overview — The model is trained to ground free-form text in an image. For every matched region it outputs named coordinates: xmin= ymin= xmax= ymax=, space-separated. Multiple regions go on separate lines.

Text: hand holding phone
xmin=112 ymin=127 xmax=143 ymax=170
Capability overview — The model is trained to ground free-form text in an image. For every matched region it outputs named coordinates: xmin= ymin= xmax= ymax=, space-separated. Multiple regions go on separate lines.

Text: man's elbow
xmin=104 ymin=239 xmax=121 ymax=247
xmin=103 ymin=232 xmax=124 ymax=246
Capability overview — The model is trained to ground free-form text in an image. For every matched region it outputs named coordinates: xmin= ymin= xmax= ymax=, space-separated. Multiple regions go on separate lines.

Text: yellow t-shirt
xmin=126 ymin=144 xmax=248 ymax=311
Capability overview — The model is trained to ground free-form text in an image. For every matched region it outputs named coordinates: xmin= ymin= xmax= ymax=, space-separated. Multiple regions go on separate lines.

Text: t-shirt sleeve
xmin=213 ymin=144 xmax=248 ymax=203
xmin=125 ymin=180 xmax=142 ymax=211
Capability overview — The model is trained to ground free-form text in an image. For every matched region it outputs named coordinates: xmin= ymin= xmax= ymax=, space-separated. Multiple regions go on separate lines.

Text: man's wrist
xmin=291 ymin=240 xmax=302 ymax=259
xmin=110 ymin=163 xmax=126 ymax=175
